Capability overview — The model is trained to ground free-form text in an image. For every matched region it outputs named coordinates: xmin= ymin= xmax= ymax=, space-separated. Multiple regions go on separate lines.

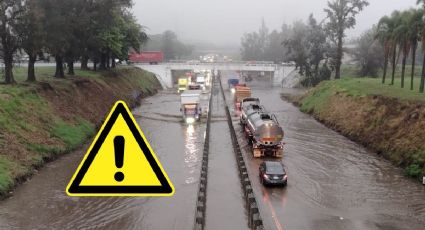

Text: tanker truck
xmin=241 ymin=99 xmax=284 ymax=158
xmin=240 ymin=98 xmax=261 ymax=126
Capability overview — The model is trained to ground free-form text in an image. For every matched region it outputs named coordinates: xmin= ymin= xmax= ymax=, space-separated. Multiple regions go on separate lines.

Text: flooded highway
xmin=204 ymin=80 xmax=248 ymax=230
xmin=0 ymin=90 xmax=206 ymax=230
xmin=1 ymin=72 xmax=425 ymax=230
xmin=220 ymin=74 xmax=425 ymax=230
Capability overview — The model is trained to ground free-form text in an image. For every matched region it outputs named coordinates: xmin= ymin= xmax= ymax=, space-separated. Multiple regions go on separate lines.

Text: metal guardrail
xmin=218 ymin=76 xmax=264 ymax=230
xmin=137 ymin=60 xmax=296 ymax=68
xmin=193 ymin=75 xmax=265 ymax=230
xmin=168 ymin=60 xmax=275 ymax=65
xmin=193 ymin=78 xmax=214 ymax=230
xmin=166 ymin=61 xmax=278 ymax=68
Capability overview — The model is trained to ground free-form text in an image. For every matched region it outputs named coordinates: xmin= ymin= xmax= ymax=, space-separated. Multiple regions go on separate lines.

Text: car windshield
xmin=266 ymin=163 xmax=284 ymax=174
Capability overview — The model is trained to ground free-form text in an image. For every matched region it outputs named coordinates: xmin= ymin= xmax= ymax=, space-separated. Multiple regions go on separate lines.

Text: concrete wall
xmin=136 ymin=63 xmax=296 ymax=89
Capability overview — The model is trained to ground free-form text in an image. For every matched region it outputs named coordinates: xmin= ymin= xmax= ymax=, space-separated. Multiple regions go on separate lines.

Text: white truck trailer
xmin=180 ymin=90 xmax=202 ymax=123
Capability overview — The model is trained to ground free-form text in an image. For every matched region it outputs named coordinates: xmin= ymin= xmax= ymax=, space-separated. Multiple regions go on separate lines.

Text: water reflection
xmin=184 ymin=124 xmax=199 ymax=184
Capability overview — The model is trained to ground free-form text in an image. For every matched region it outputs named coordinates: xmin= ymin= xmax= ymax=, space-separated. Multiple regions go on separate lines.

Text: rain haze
xmin=133 ymin=0 xmax=418 ymax=46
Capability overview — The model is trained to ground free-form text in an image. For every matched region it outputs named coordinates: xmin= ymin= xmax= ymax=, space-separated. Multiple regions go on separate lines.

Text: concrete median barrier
xmin=218 ymin=76 xmax=264 ymax=229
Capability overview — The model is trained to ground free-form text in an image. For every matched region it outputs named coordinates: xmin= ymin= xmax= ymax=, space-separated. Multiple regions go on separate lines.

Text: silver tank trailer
xmin=240 ymin=98 xmax=261 ymax=125
xmin=246 ymin=112 xmax=284 ymax=146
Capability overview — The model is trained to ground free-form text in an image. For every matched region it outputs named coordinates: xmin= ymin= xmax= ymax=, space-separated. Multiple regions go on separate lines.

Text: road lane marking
xmin=262 ymin=188 xmax=284 ymax=230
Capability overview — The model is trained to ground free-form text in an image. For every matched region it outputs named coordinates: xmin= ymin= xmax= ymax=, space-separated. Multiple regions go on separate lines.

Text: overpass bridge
xmin=135 ymin=62 xmax=297 ymax=88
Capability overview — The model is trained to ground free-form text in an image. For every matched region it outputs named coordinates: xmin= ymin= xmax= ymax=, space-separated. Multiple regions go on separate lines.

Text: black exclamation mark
xmin=114 ymin=136 xmax=125 ymax=182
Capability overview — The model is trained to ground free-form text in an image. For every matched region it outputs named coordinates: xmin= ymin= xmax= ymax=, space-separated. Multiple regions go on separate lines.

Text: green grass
xmin=51 ymin=119 xmax=95 ymax=151
xmin=0 ymin=66 xmax=160 ymax=196
xmin=0 ymin=86 xmax=53 ymax=136
xmin=299 ymin=71 xmax=425 ymax=181
xmin=300 ymin=64 xmax=425 ymax=113
xmin=0 ymin=66 xmax=102 ymax=83
xmin=300 ymin=81 xmax=334 ymax=113
xmin=335 ymin=78 xmax=425 ymax=101
xmin=405 ymin=164 xmax=423 ymax=178
xmin=0 ymin=156 xmax=14 ymax=193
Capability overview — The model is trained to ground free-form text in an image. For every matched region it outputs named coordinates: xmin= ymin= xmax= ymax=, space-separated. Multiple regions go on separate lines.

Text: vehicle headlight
xmin=186 ymin=117 xmax=195 ymax=124
xmin=283 ymin=175 xmax=288 ymax=180
xmin=230 ymin=88 xmax=236 ymax=94
xmin=263 ymin=174 xmax=270 ymax=179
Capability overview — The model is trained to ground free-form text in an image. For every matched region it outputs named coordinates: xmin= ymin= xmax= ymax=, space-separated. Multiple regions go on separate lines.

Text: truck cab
xmin=180 ymin=90 xmax=202 ymax=123
xmin=196 ymin=74 xmax=206 ymax=90
xmin=178 ymin=78 xmax=189 ymax=93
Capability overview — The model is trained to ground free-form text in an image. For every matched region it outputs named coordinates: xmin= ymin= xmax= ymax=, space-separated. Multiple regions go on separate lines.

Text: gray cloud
xmin=133 ymin=0 xmax=418 ymax=46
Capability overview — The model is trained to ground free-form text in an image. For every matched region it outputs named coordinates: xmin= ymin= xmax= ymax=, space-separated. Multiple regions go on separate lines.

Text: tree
xmin=352 ymin=26 xmax=384 ymax=77
xmin=241 ymin=19 xmax=269 ymax=61
xmin=417 ymin=1 xmax=425 ymax=93
xmin=161 ymin=30 xmax=177 ymax=60
xmin=283 ymin=21 xmax=310 ymax=76
xmin=420 ymin=25 xmax=425 ymax=93
xmin=0 ymin=0 xmax=26 ymax=84
xmin=40 ymin=0 xmax=73 ymax=78
xmin=407 ymin=9 xmax=423 ymax=90
xmin=283 ymin=16 xmax=330 ymax=86
xmin=258 ymin=18 xmax=269 ymax=60
xmin=393 ymin=10 xmax=412 ymax=88
xmin=377 ymin=15 xmax=397 ymax=84
xmin=324 ymin=0 xmax=369 ymax=79
xmin=19 ymin=0 xmax=45 ymax=82
xmin=118 ymin=13 xmax=148 ymax=62
xmin=143 ymin=31 xmax=192 ymax=60
xmin=306 ymin=14 xmax=329 ymax=78
xmin=378 ymin=11 xmax=402 ymax=86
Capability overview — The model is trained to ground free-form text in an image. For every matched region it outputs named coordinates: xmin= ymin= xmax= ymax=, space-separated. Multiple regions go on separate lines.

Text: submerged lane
xmin=230 ymin=79 xmax=425 ymax=230
xmin=0 ymin=90 xmax=206 ymax=230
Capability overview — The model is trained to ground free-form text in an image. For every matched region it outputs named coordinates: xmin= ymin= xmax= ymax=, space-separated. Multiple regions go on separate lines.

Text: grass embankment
xmin=0 ymin=67 xmax=161 ymax=196
xmin=290 ymin=77 xmax=425 ymax=181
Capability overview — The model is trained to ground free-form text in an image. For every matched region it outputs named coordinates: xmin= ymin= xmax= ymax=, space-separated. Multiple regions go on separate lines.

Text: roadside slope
xmin=0 ymin=67 xmax=161 ymax=197
xmin=285 ymin=78 xmax=425 ymax=181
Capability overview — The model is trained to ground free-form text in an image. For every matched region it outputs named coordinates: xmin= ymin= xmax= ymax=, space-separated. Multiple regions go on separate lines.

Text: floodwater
xmin=221 ymin=75 xmax=425 ymax=230
xmin=0 ymin=90 xmax=206 ymax=230
xmin=0 ymin=73 xmax=424 ymax=230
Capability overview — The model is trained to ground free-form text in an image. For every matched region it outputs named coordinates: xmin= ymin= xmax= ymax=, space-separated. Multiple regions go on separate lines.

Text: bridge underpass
xmin=135 ymin=62 xmax=296 ymax=89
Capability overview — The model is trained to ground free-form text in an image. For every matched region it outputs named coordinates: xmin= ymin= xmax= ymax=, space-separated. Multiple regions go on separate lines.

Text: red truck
xmin=234 ymin=84 xmax=251 ymax=115
xmin=128 ymin=51 xmax=164 ymax=64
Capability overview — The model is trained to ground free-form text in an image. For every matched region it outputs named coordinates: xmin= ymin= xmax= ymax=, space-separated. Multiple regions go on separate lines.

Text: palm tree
xmin=377 ymin=16 xmax=395 ymax=84
xmin=394 ymin=11 xmax=412 ymax=88
xmin=417 ymin=0 xmax=425 ymax=92
xmin=389 ymin=11 xmax=402 ymax=86
xmin=419 ymin=21 xmax=425 ymax=93
xmin=407 ymin=9 xmax=423 ymax=90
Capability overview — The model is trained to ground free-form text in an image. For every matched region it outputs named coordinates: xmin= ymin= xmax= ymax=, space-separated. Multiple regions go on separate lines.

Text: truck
xmin=244 ymin=111 xmax=284 ymax=158
xmin=227 ymin=79 xmax=239 ymax=92
xmin=196 ymin=74 xmax=206 ymax=90
xmin=234 ymin=85 xmax=251 ymax=113
xmin=240 ymin=98 xmax=284 ymax=158
xmin=178 ymin=78 xmax=189 ymax=93
xmin=240 ymin=98 xmax=261 ymax=126
xmin=128 ymin=51 xmax=164 ymax=64
xmin=180 ymin=90 xmax=202 ymax=123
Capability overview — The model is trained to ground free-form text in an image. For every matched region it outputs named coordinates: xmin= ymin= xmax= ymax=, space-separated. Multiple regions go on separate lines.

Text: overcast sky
xmin=133 ymin=0 xmax=418 ymax=46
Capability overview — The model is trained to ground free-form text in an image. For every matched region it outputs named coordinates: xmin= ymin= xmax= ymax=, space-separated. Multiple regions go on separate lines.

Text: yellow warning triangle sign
xmin=66 ymin=101 xmax=174 ymax=196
